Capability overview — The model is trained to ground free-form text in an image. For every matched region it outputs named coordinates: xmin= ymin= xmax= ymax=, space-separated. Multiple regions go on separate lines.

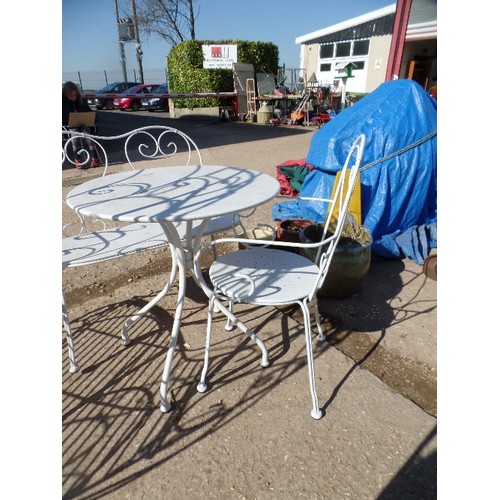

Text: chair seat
xmin=63 ymin=214 xmax=237 ymax=269
xmin=209 ymin=248 xmax=320 ymax=304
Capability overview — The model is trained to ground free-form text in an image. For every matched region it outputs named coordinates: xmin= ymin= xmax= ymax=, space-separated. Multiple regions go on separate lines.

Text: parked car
xmin=141 ymin=83 xmax=169 ymax=112
xmin=88 ymin=82 xmax=140 ymax=110
xmin=113 ymin=84 xmax=160 ymax=111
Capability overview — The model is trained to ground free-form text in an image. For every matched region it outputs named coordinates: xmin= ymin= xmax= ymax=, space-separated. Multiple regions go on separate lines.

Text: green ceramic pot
xmin=299 ymin=223 xmax=372 ymax=298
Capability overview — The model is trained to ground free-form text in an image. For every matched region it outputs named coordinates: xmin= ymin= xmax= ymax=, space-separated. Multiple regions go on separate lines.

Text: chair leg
xmin=299 ymin=300 xmax=323 ymax=420
xmin=197 ymin=295 xmax=216 ymax=393
xmin=312 ymin=298 xmax=326 ymax=341
xmin=224 ymin=299 xmax=236 ymax=331
xmin=198 ymin=294 xmax=270 ymax=395
xmin=210 ymin=234 xmax=218 ymax=260
xmin=62 ymin=290 xmax=79 ymax=373
xmin=215 ymin=298 xmax=269 ymax=368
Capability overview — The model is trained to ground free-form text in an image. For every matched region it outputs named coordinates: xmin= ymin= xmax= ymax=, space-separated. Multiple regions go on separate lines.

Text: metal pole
xmin=385 ymin=0 xmax=413 ymax=81
xmin=340 ymin=78 xmax=347 ymax=110
xmin=131 ymin=0 xmax=144 ymax=83
xmin=77 ymin=71 xmax=84 ymax=91
xmin=114 ymin=0 xmax=128 ymax=83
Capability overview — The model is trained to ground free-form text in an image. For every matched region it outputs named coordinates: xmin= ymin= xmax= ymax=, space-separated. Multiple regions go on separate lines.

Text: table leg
xmin=157 ymin=221 xmax=189 ymax=413
xmin=121 ymin=241 xmax=179 ymax=343
xmin=156 ymin=218 xmax=212 ymax=413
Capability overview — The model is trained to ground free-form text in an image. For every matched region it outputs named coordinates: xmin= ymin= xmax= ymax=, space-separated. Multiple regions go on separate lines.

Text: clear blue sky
xmin=62 ymin=0 xmax=394 ymax=77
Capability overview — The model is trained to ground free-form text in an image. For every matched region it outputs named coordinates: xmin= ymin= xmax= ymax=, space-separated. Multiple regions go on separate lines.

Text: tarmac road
xmin=63 ymin=109 xmax=317 ymax=170
xmin=62 ymin=111 xmax=437 ymax=499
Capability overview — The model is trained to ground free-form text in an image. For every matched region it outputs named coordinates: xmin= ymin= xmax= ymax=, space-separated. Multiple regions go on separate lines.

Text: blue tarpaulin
xmin=272 ymin=79 xmax=437 ymax=264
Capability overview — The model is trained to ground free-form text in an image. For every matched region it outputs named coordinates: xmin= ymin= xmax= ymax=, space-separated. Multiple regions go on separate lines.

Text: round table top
xmin=66 ymin=165 xmax=280 ymax=223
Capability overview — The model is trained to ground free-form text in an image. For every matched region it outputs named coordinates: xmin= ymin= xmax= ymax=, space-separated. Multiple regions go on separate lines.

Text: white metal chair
xmin=62 ymin=126 xmax=241 ymax=373
xmin=192 ymin=134 xmax=366 ymax=419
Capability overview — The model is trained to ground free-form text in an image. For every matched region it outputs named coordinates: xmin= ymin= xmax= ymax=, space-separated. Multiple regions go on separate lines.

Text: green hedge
xmin=167 ymin=40 xmax=279 ymax=109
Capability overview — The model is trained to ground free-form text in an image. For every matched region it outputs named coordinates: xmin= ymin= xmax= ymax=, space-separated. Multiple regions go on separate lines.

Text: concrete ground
xmin=62 ymin=112 xmax=437 ymax=499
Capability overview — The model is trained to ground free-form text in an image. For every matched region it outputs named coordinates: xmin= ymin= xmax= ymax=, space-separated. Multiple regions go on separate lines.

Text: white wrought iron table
xmin=66 ymin=165 xmax=280 ymax=413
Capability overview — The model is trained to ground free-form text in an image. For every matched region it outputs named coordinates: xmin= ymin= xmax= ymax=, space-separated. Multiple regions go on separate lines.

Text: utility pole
xmin=114 ymin=0 xmax=128 ymax=83
xmin=131 ymin=0 xmax=144 ymax=83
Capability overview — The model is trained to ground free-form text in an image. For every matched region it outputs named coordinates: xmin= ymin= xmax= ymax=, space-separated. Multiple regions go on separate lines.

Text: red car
xmin=113 ymin=83 xmax=160 ymax=111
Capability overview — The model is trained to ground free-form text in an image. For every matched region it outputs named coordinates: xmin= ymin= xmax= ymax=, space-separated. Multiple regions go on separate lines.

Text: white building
xmin=295 ymin=0 xmax=437 ymax=95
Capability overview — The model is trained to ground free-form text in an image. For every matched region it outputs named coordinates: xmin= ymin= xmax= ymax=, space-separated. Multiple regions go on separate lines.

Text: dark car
xmin=88 ymin=82 xmax=139 ymax=110
xmin=113 ymin=83 xmax=160 ymax=111
xmin=141 ymin=83 xmax=169 ymax=112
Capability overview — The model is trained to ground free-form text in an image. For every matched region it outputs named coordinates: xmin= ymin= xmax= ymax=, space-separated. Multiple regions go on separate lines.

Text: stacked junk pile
xmin=257 ymin=85 xmax=339 ymax=127
xmin=271 ymin=79 xmax=437 ymax=295
xmin=252 ymin=68 xmax=341 ymax=127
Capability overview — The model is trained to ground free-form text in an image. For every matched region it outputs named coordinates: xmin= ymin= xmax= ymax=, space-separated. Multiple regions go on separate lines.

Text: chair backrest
xmin=62 ymin=125 xmax=203 ymax=175
xmin=308 ymin=134 xmax=366 ymax=297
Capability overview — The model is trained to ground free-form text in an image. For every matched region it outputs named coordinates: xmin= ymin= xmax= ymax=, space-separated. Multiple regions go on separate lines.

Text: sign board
xmin=118 ymin=18 xmax=135 ymax=42
xmin=202 ymin=45 xmax=237 ymax=69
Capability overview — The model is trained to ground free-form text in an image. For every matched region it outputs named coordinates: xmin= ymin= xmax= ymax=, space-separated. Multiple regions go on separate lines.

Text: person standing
xmin=62 ymin=81 xmax=100 ymax=169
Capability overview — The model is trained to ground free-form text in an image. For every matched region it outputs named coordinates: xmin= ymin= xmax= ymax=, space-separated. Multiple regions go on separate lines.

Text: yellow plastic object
xmin=328 ymin=169 xmax=362 ymax=224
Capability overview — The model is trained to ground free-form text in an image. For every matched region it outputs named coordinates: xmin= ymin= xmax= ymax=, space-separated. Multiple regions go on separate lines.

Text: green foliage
xmin=236 ymin=41 xmax=279 ymax=74
xmin=167 ymin=40 xmax=279 ymax=109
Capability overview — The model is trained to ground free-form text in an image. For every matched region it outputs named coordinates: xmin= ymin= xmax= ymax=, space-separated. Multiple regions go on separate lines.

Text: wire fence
xmin=62 ymin=68 xmax=168 ymax=92
xmin=63 ymin=67 xmax=307 ymax=94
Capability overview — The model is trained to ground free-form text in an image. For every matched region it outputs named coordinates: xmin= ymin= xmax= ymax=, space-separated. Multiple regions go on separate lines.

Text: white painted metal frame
xmin=65 ymin=165 xmax=280 ymax=414
xmin=192 ymin=134 xmax=366 ymax=419
xmin=62 ymin=126 xmax=241 ymax=373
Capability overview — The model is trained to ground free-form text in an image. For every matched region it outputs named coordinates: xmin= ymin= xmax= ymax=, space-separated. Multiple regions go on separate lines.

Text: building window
xmin=319 ymin=44 xmax=334 ymax=58
xmin=353 ymin=40 xmax=370 ymax=56
xmin=319 ymin=39 xmax=371 ymax=59
xmin=352 ymin=61 xmax=365 ymax=70
xmin=336 ymin=42 xmax=351 ymax=58
xmin=316 ymin=38 xmax=370 ymax=90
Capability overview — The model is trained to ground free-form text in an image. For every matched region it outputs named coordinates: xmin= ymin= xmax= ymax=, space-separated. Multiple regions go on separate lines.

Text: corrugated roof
xmin=299 ymin=14 xmax=395 ymax=45
xmin=295 ymin=0 xmax=437 ymax=45
xmin=295 ymin=4 xmax=396 ymax=44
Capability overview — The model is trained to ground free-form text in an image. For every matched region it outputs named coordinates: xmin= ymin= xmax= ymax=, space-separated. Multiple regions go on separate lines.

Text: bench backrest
xmin=62 ymin=125 xmax=203 ymax=176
